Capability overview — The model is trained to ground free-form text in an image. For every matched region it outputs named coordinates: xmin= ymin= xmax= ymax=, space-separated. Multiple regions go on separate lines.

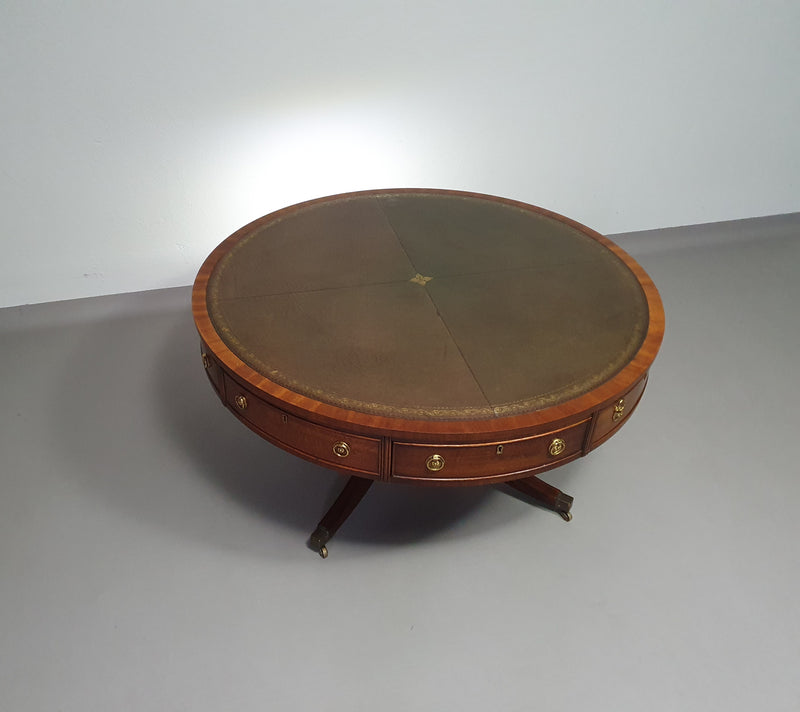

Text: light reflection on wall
xmin=216 ymin=105 xmax=421 ymax=228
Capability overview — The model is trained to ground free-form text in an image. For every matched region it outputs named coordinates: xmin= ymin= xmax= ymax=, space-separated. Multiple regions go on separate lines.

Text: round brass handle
xmin=548 ymin=438 xmax=566 ymax=457
xmin=234 ymin=394 xmax=248 ymax=410
xmin=333 ymin=441 xmax=350 ymax=458
xmin=612 ymin=398 xmax=626 ymax=422
xmin=426 ymin=454 xmax=445 ymax=472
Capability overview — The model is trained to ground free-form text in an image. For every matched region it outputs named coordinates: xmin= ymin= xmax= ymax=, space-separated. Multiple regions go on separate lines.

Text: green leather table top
xmin=207 ymin=191 xmax=649 ymax=420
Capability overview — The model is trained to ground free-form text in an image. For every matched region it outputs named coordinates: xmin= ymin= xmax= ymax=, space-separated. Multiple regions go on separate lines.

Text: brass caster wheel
xmin=559 ymin=510 xmax=573 ymax=522
xmin=309 ymin=526 xmax=331 ymax=559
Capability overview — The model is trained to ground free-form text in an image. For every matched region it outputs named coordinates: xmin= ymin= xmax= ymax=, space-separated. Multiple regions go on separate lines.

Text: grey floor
xmin=2 ymin=214 xmax=799 ymax=711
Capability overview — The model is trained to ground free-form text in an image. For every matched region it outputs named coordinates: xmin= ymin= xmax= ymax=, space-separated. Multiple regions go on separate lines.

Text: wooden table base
xmin=507 ymin=475 xmax=574 ymax=521
xmin=308 ymin=473 xmax=573 ymax=558
xmin=308 ymin=476 xmax=375 ymax=558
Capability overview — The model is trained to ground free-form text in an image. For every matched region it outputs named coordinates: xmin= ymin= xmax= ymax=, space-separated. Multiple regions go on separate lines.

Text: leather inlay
xmin=207 ymin=193 xmax=649 ymax=420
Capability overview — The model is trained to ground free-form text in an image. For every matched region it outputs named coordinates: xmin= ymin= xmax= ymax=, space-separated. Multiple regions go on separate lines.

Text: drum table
xmin=193 ymin=189 xmax=664 ymax=557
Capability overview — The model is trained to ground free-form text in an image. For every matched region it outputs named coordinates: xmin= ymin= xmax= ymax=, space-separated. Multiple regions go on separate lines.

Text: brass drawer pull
xmin=612 ymin=398 xmax=625 ymax=422
xmin=234 ymin=394 xmax=248 ymax=410
xmin=426 ymin=454 xmax=445 ymax=472
xmin=201 ymin=352 xmax=211 ymax=369
xmin=333 ymin=441 xmax=351 ymax=458
xmin=548 ymin=438 xmax=566 ymax=457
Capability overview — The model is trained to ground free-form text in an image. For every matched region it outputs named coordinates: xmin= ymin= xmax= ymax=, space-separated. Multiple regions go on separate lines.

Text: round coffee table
xmin=193 ymin=189 xmax=664 ymax=557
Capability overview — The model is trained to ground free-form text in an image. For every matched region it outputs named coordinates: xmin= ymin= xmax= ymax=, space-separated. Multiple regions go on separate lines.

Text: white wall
xmin=2 ymin=1 xmax=798 ymax=307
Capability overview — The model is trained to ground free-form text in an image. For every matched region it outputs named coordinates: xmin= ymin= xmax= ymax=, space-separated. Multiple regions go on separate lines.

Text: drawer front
xmin=222 ymin=375 xmax=381 ymax=476
xmin=199 ymin=343 xmax=224 ymax=396
xmin=391 ymin=420 xmax=589 ymax=482
xmin=589 ymin=374 xmax=648 ymax=448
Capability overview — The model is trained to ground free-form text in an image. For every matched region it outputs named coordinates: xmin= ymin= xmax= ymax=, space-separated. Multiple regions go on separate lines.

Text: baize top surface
xmin=206 ymin=192 xmax=649 ymax=420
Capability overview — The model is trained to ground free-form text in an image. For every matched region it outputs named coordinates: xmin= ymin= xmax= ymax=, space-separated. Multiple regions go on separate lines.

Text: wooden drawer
xmin=588 ymin=374 xmax=648 ymax=449
xmin=391 ymin=420 xmax=590 ymax=483
xmin=221 ymin=374 xmax=382 ymax=476
xmin=199 ymin=343 xmax=224 ymax=395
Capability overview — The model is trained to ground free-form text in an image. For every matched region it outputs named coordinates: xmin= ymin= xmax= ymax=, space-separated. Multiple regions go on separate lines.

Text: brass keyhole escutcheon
xmin=548 ymin=438 xmax=566 ymax=457
xmin=234 ymin=394 xmax=248 ymax=410
xmin=612 ymin=398 xmax=626 ymax=422
xmin=201 ymin=352 xmax=211 ymax=369
xmin=496 ymin=444 xmax=504 ymax=455
xmin=426 ymin=454 xmax=445 ymax=472
xmin=333 ymin=441 xmax=350 ymax=458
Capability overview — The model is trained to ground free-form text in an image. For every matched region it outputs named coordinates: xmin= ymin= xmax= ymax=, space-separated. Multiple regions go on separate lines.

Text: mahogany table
xmin=193 ymin=189 xmax=664 ymax=557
